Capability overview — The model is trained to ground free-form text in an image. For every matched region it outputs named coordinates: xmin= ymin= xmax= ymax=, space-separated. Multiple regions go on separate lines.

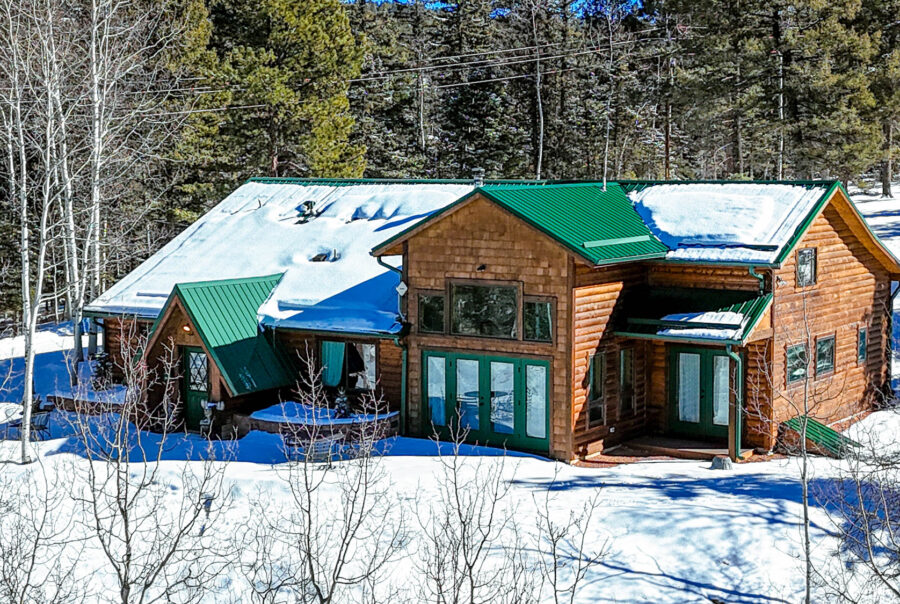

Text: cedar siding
xmin=403 ymin=194 xmax=574 ymax=460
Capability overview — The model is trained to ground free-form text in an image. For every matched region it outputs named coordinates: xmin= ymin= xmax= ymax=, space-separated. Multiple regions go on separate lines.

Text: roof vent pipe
xmin=472 ymin=167 xmax=485 ymax=188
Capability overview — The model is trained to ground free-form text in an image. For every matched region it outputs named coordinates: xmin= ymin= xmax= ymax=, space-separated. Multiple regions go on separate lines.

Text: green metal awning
xmin=149 ymin=274 xmax=295 ymax=397
xmin=614 ymin=287 xmax=772 ymax=345
xmin=782 ymin=416 xmax=860 ymax=458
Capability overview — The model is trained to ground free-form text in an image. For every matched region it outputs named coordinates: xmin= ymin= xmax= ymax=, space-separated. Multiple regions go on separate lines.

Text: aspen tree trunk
xmin=883 ymin=120 xmax=894 ymax=198
xmin=87 ymin=0 xmax=105 ymax=359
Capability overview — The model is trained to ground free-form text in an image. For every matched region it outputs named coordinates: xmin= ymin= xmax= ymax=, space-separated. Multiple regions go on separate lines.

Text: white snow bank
xmin=630 ymin=183 xmax=828 ymax=263
xmin=0 ymin=322 xmax=89 ymax=361
xmin=842 ymin=409 xmax=900 ymax=456
xmin=250 ymin=401 xmax=398 ymax=426
xmin=86 ymin=181 xmax=475 ymax=334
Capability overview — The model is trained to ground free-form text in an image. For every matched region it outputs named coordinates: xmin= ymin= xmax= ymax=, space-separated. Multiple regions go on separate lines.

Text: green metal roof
xmin=614 ymin=287 xmax=773 ymax=345
xmin=782 ymin=416 xmax=860 ymax=458
xmin=152 ymin=274 xmax=294 ymax=397
xmin=373 ymin=182 xmax=669 ymax=265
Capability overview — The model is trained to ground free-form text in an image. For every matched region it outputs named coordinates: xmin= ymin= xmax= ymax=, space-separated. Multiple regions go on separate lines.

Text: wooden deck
xmin=624 ymin=436 xmax=753 ymax=461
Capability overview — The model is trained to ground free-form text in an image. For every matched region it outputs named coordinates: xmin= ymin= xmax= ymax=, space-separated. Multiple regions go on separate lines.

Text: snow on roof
xmin=87 ymin=180 xmax=475 ymax=334
xmin=629 ymin=183 xmax=830 ymax=264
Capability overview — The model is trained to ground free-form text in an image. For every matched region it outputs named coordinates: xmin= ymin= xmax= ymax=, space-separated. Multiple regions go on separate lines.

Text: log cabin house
xmin=86 ymin=178 xmax=900 ymax=461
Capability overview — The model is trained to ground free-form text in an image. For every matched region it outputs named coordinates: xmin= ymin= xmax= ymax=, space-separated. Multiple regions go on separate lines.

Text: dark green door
xmin=422 ymin=351 xmax=550 ymax=453
xmin=182 ymin=347 xmax=208 ymax=431
xmin=668 ymin=346 xmax=734 ymax=439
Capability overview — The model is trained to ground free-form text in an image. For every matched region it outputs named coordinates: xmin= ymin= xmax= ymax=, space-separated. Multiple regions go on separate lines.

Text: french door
xmin=668 ymin=346 xmax=734 ymax=439
xmin=423 ymin=351 xmax=550 ymax=452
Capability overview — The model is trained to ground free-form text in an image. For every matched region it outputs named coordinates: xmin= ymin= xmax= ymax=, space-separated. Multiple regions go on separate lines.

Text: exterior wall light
xmin=182 ymin=325 xmax=192 ymax=333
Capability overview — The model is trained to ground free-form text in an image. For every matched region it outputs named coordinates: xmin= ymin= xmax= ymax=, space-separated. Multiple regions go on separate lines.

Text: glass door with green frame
xmin=422 ymin=351 xmax=550 ymax=453
xmin=182 ymin=346 xmax=209 ymax=431
xmin=668 ymin=346 xmax=735 ymax=439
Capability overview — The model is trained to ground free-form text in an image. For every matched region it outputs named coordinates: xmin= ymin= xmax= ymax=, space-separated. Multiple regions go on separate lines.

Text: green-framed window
xmin=816 ymin=335 xmax=835 ymax=376
xmin=587 ymin=352 xmax=605 ymax=427
xmin=418 ymin=292 xmax=445 ymax=333
xmin=858 ymin=326 xmax=867 ymax=363
xmin=796 ymin=248 xmax=817 ymax=287
xmin=524 ymin=298 xmax=553 ymax=343
xmin=619 ymin=348 xmax=634 ymax=414
xmin=786 ymin=344 xmax=808 ymax=384
xmin=450 ymin=283 xmax=518 ymax=339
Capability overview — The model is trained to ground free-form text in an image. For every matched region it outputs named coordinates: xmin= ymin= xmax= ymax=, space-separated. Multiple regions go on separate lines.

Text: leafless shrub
xmin=532 ymin=470 xmax=607 ymax=604
xmin=64 ymin=333 xmax=230 ymax=603
xmin=415 ymin=419 xmax=538 ymax=604
xmin=0 ymin=459 xmax=81 ymax=604
xmin=238 ymin=349 xmax=407 ymax=603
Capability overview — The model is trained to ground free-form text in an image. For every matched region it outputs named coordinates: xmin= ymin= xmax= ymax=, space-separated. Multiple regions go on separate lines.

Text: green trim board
xmin=147 ymin=274 xmax=294 ymax=398
xmin=373 ymin=182 xmax=669 ymax=266
xmin=782 ymin=416 xmax=860 ymax=458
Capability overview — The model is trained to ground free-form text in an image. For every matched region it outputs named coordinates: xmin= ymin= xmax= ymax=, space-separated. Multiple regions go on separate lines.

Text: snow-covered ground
xmin=0 ymin=184 xmax=897 ymax=602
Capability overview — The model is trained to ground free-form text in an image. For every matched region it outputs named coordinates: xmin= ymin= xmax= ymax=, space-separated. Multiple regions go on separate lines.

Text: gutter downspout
xmin=726 ymin=344 xmax=743 ymax=462
xmin=748 ymin=266 xmax=765 ymax=296
xmin=377 ymin=255 xmax=409 ymax=434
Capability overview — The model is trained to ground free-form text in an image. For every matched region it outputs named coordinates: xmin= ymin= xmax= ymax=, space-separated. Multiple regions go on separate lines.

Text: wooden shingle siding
xmin=404 ymin=195 xmax=574 ymax=460
xmin=755 ymin=203 xmax=893 ymax=447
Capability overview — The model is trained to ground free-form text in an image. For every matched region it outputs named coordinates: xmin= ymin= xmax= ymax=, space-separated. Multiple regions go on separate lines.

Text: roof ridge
xmin=246 ymin=176 xmax=553 ymax=186
xmin=174 ymin=273 xmax=284 ymax=290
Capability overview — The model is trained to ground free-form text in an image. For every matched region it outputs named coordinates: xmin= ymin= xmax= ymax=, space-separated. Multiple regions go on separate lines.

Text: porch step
xmin=626 ymin=436 xmax=753 ymax=461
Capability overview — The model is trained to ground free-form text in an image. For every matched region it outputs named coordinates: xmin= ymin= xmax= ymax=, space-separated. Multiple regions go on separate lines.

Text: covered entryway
xmin=422 ymin=351 xmax=550 ymax=453
xmin=668 ymin=346 xmax=733 ymax=439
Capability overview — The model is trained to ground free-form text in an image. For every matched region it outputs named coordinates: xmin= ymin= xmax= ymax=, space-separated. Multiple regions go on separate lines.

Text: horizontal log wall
xmin=272 ymin=329 xmax=403 ymax=412
xmin=760 ymin=203 xmax=892 ymax=446
xmin=571 ymin=264 xmax=648 ymax=455
xmin=405 ymin=195 xmax=573 ymax=460
xmin=104 ymin=317 xmax=151 ymax=377
xmin=649 ymin=264 xmax=762 ymax=291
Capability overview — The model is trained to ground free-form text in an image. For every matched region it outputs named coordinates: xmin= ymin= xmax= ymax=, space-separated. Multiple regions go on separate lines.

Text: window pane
xmin=419 ymin=294 xmax=445 ymax=333
xmin=620 ymin=349 xmax=634 ymax=412
xmin=526 ymin=364 xmax=548 ymax=439
xmin=712 ymin=356 xmax=730 ymax=426
xmin=451 ymin=284 xmax=517 ymax=339
xmin=787 ymin=345 xmax=808 ymax=383
xmin=677 ymin=352 xmax=700 ymax=423
xmin=427 ymin=356 xmax=446 ymax=427
xmin=588 ymin=353 xmax=604 ymax=426
xmin=524 ymin=301 xmax=553 ymax=342
xmin=187 ymin=351 xmax=208 ymax=391
xmin=797 ymin=248 xmax=816 ymax=286
xmin=858 ymin=327 xmax=867 ymax=362
xmin=816 ymin=336 xmax=835 ymax=375
xmin=456 ymin=359 xmax=480 ymax=431
xmin=490 ymin=362 xmax=515 ymax=435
